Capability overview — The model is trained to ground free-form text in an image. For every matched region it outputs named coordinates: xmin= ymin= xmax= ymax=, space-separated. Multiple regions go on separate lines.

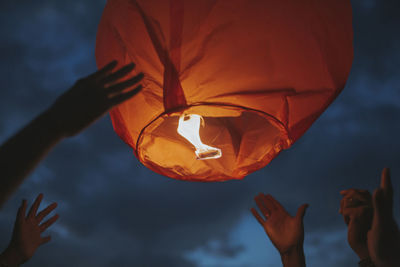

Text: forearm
xmin=0 ymin=246 xmax=23 ymax=267
xmin=280 ymin=245 xmax=306 ymax=267
xmin=0 ymin=109 xmax=65 ymax=206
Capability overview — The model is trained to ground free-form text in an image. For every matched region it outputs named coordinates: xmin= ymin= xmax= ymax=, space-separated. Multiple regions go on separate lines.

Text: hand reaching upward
xmin=251 ymin=193 xmax=308 ymax=267
xmin=0 ymin=194 xmax=59 ymax=266
xmin=0 ymin=60 xmax=144 ymax=207
xmin=368 ymin=168 xmax=400 ymax=267
xmin=48 ymin=60 xmax=144 ymax=137
xmin=339 ymin=188 xmax=373 ymax=261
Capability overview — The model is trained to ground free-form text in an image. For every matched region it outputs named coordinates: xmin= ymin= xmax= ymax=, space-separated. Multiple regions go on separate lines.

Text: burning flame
xmin=177 ymin=114 xmax=222 ymax=160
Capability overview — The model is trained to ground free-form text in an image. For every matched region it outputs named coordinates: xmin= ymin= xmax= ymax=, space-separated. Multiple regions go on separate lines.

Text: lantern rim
xmin=135 ymin=102 xmax=292 ymax=182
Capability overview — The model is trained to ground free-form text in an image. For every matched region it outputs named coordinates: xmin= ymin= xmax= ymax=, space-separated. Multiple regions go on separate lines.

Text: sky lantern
xmin=95 ymin=0 xmax=353 ymax=181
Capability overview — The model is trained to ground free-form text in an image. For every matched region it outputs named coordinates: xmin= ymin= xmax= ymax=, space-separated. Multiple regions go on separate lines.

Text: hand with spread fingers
xmin=0 ymin=194 xmax=59 ymax=266
xmin=251 ymin=194 xmax=308 ymax=267
xmin=0 ymin=60 xmax=144 ymax=207
xmin=339 ymin=188 xmax=373 ymax=262
xmin=367 ymin=168 xmax=400 ymax=267
xmin=47 ymin=60 xmax=144 ymax=137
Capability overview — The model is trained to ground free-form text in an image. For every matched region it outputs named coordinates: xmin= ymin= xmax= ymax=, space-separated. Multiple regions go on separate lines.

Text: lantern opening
xmin=177 ymin=114 xmax=222 ymax=160
xmin=136 ymin=104 xmax=290 ymax=182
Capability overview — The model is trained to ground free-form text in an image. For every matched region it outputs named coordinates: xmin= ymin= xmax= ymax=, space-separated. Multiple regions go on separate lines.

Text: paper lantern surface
xmin=96 ymin=0 xmax=353 ymax=181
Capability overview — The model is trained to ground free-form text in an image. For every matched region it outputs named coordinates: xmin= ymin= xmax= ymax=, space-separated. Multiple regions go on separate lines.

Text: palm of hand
xmin=251 ymin=194 xmax=307 ymax=255
xmin=264 ymin=211 xmax=303 ymax=253
xmin=50 ymin=78 xmax=109 ymax=137
xmin=7 ymin=195 xmax=59 ymax=265
xmin=11 ymin=218 xmax=43 ymax=262
xmin=48 ymin=61 xmax=143 ymax=137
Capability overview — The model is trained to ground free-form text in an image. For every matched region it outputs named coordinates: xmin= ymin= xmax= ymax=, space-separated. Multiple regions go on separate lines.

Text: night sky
xmin=0 ymin=0 xmax=399 ymax=266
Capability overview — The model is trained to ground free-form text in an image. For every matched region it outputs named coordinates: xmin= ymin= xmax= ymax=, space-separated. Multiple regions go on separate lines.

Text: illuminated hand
xmin=251 ymin=194 xmax=308 ymax=267
xmin=0 ymin=194 xmax=59 ymax=266
xmin=47 ymin=60 xmax=144 ymax=137
xmin=339 ymin=189 xmax=373 ymax=260
xmin=367 ymin=168 xmax=400 ymax=267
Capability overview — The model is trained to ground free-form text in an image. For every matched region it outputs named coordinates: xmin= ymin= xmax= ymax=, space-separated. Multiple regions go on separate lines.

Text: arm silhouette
xmin=0 ymin=60 xmax=143 ymax=207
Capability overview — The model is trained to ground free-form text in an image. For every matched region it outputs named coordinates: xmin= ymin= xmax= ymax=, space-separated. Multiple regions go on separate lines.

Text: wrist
xmin=355 ymin=249 xmax=370 ymax=262
xmin=0 ymin=246 xmax=24 ymax=267
xmin=350 ymin=243 xmax=369 ymax=261
xmin=280 ymin=245 xmax=306 ymax=267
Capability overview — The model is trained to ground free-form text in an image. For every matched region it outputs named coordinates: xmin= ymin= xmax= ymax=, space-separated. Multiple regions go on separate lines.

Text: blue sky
xmin=0 ymin=0 xmax=399 ymax=266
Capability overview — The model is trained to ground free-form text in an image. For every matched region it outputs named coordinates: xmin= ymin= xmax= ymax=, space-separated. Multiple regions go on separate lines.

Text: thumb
xmin=372 ymin=188 xmax=384 ymax=220
xmin=296 ymin=204 xmax=309 ymax=220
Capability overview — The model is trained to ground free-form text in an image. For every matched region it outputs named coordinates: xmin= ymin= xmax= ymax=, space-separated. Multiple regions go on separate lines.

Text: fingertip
xmin=297 ymin=204 xmax=309 ymax=219
xmin=106 ymin=60 xmax=118 ymax=68
xmin=42 ymin=235 xmax=52 ymax=244
xmin=381 ymin=167 xmax=390 ymax=184
xmin=254 ymin=193 xmax=262 ymax=200
xmin=126 ymin=62 xmax=136 ymax=69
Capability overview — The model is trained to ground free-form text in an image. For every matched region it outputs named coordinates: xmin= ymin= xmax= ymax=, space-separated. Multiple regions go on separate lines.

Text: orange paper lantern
xmin=96 ymin=0 xmax=353 ymax=181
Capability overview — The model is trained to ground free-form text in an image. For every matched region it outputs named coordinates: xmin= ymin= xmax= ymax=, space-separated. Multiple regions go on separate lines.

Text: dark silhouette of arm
xmin=0 ymin=60 xmax=143 ymax=207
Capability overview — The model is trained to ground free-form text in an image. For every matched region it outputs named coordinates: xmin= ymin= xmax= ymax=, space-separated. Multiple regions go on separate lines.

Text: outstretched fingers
xmin=265 ymin=194 xmax=284 ymax=211
xmin=255 ymin=194 xmax=271 ymax=219
xmin=101 ymin=63 xmax=136 ymax=85
xmin=107 ymin=73 xmax=144 ymax=94
xmin=251 ymin=208 xmax=265 ymax=225
xmin=36 ymin=202 xmax=58 ymax=222
xmin=109 ymin=85 xmax=143 ymax=106
xmin=88 ymin=60 xmax=118 ymax=80
xmin=381 ymin=168 xmax=393 ymax=201
xmin=40 ymin=214 xmax=59 ymax=233
xmin=16 ymin=199 xmax=27 ymax=224
xmin=27 ymin=194 xmax=43 ymax=219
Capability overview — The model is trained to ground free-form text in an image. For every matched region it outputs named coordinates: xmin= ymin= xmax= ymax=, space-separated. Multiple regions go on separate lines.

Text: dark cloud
xmin=0 ymin=0 xmax=399 ymax=266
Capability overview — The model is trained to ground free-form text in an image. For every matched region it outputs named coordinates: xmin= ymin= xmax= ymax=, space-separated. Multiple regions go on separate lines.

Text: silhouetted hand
xmin=339 ymin=189 xmax=373 ymax=260
xmin=0 ymin=60 xmax=145 ymax=208
xmin=47 ymin=60 xmax=144 ymax=137
xmin=0 ymin=194 xmax=59 ymax=266
xmin=367 ymin=168 xmax=400 ymax=267
xmin=251 ymin=194 xmax=308 ymax=267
